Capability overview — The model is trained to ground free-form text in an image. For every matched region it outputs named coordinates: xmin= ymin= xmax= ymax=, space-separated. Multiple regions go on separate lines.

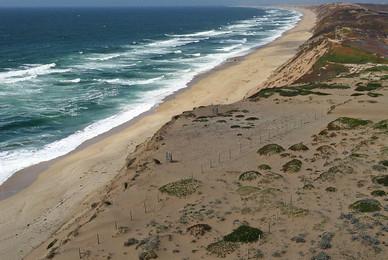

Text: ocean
xmin=0 ymin=7 xmax=301 ymax=184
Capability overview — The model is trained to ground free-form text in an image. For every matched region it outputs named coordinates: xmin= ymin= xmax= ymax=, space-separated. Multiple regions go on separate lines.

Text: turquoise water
xmin=0 ymin=7 xmax=301 ymax=183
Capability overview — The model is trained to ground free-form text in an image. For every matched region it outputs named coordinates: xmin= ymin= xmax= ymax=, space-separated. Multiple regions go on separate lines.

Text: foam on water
xmin=86 ymin=54 xmax=122 ymax=61
xmin=0 ymin=63 xmax=71 ymax=84
xmin=98 ymin=76 xmax=165 ymax=86
xmin=166 ymin=29 xmax=232 ymax=38
xmin=219 ymin=44 xmax=243 ymax=52
xmin=61 ymin=78 xmax=81 ymax=83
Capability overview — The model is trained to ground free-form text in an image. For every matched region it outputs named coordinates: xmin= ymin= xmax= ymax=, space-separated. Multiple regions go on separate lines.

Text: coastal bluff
xmin=4 ymin=3 xmax=388 ymax=260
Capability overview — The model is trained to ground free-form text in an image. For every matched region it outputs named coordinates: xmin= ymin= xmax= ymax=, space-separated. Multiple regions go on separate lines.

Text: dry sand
xmin=0 ymin=7 xmax=316 ymax=260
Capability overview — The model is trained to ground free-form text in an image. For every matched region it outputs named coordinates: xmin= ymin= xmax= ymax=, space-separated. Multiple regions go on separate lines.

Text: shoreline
xmin=0 ymin=6 xmax=306 ymax=200
xmin=0 ymin=7 xmax=316 ymax=259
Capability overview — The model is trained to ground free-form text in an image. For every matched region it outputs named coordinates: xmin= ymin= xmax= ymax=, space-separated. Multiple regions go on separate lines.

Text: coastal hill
xmin=28 ymin=3 xmax=387 ymax=260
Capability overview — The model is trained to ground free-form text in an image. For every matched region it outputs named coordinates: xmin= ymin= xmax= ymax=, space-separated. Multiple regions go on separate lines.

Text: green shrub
xmin=223 ymin=225 xmax=263 ymax=243
xmin=355 ymin=82 xmax=382 ymax=91
xmin=250 ymin=86 xmax=330 ymax=100
xmin=258 ymin=144 xmax=285 ymax=155
xmin=364 ymin=65 xmax=388 ymax=72
xmin=258 ymin=164 xmax=272 ymax=170
xmin=367 ymin=92 xmax=383 ymax=98
xmin=372 ymin=175 xmax=388 ymax=186
xmin=349 ymin=199 xmax=381 ymax=212
xmin=374 ymin=120 xmax=388 ymax=130
xmin=299 ymin=83 xmax=350 ymax=89
xmin=206 ymin=241 xmax=239 ymax=257
xmin=159 ymin=178 xmax=201 ymax=197
xmin=371 ymin=190 xmax=386 ymax=197
xmin=379 ymin=160 xmax=388 ymax=166
xmin=187 ymin=224 xmax=212 ymax=237
xmin=289 ymin=143 xmax=309 ymax=151
xmin=327 ymin=117 xmax=371 ymax=130
xmin=317 ymin=145 xmax=338 ymax=156
xmin=239 ymin=171 xmax=261 ymax=181
xmin=282 ymin=159 xmax=302 ymax=173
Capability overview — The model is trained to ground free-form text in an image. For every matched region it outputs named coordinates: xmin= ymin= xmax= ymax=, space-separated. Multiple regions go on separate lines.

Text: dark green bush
xmin=257 ymin=144 xmax=285 ymax=155
xmin=327 ymin=117 xmax=371 ymax=130
xmin=223 ymin=225 xmax=263 ymax=243
xmin=350 ymin=199 xmax=381 ymax=212
xmin=371 ymin=190 xmax=386 ymax=197
xmin=282 ymin=159 xmax=302 ymax=173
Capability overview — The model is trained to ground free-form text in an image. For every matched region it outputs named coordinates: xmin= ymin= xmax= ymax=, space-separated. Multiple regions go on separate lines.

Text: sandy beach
xmin=0 ymin=7 xmax=316 ymax=260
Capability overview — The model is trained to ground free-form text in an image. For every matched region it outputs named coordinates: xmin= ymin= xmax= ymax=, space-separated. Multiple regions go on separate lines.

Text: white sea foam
xmin=86 ymin=53 xmax=121 ymax=61
xmin=0 ymin=63 xmax=70 ymax=84
xmin=0 ymin=102 xmax=154 ymax=184
xmin=218 ymin=44 xmax=243 ymax=52
xmin=98 ymin=75 xmax=165 ymax=86
xmin=191 ymin=53 xmax=201 ymax=57
xmin=147 ymin=38 xmax=199 ymax=48
xmin=220 ymin=38 xmax=247 ymax=44
xmin=61 ymin=78 xmax=81 ymax=83
xmin=167 ymin=29 xmax=232 ymax=38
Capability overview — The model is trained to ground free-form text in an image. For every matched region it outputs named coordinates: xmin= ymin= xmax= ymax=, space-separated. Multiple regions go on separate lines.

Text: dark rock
xmin=47 ymin=239 xmax=58 ymax=250
xmin=291 ymin=234 xmax=306 ymax=243
xmin=124 ymin=238 xmax=139 ymax=247
xmin=325 ymin=187 xmax=337 ymax=192
xmin=127 ymin=157 xmax=137 ymax=168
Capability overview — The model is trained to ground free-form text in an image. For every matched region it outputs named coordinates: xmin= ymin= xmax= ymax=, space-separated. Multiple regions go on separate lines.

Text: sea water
xmin=0 ymin=7 xmax=301 ymax=184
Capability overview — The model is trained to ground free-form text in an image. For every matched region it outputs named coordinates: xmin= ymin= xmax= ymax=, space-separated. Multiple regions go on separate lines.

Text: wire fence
xmin=74 ymin=109 xmax=331 ymax=258
xmin=166 ymin=110 xmax=329 ymax=176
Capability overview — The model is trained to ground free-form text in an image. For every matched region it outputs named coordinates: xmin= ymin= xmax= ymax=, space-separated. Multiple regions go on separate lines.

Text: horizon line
xmin=0 ymin=4 xmax=277 ymax=8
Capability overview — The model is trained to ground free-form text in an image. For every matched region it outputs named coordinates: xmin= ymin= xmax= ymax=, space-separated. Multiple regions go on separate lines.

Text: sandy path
xmin=0 ymin=7 xmax=316 ymax=260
